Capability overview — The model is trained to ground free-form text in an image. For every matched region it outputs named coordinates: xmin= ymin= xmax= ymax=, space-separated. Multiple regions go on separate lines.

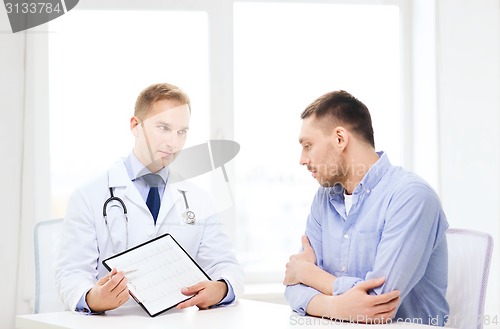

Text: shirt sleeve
xmin=75 ymin=290 xmax=104 ymax=315
xmin=213 ymin=279 xmax=235 ymax=306
xmin=75 ymin=291 xmax=92 ymax=314
xmin=333 ymin=277 xmax=363 ymax=295
xmin=333 ymin=183 xmax=448 ymax=300
xmin=284 ymin=188 xmax=325 ymax=315
xmin=284 ymin=284 xmax=321 ymax=316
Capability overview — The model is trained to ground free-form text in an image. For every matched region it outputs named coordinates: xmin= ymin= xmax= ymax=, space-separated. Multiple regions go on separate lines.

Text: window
xmin=49 ymin=10 xmax=209 ymax=216
xmin=46 ymin=1 xmax=405 ymax=283
xmin=233 ymin=2 xmax=402 ymax=277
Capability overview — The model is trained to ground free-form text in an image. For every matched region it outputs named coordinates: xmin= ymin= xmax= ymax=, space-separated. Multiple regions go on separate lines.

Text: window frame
xmin=28 ymin=0 xmax=412 ymax=284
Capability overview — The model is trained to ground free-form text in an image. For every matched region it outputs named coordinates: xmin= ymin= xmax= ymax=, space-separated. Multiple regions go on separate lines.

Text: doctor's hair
xmin=134 ymin=83 xmax=191 ymax=119
xmin=301 ymin=90 xmax=375 ymax=148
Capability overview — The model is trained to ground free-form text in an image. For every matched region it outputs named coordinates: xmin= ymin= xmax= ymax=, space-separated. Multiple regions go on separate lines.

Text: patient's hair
xmin=301 ymin=90 xmax=375 ymax=148
xmin=134 ymin=83 xmax=191 ymax=119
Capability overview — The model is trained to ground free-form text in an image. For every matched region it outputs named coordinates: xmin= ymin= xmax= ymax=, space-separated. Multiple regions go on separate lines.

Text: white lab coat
xmin=55 ymin=159 xmax=244 ymax=312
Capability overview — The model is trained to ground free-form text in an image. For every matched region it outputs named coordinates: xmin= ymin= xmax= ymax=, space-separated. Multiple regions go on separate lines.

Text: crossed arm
xmin=283 ymin=236 xmax=400 ymax=323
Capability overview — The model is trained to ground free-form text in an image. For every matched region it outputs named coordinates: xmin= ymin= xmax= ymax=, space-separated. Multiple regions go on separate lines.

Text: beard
xmin=318 ymin=170 xmax=347 ymax=187
xmin=306 ymin=141 xmax=351 ymax=187
xmin=315 ymin=162 xmax=348 ymax=188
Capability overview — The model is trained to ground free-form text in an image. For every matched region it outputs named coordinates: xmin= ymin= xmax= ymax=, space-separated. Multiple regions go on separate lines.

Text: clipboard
xmin=102 ymin=233 xmax=211 ymax=317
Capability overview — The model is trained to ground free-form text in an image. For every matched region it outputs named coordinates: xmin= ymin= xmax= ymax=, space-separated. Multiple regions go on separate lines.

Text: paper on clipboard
xmin=102 ymin=233 xmax=211 ymax=317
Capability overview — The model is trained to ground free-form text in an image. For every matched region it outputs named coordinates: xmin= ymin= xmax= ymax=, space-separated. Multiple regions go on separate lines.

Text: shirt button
xmin=341 ymin=265 xmax=346 ymax=272
xmin=366 ymin=189 xmax=371 ymax=193
xmin=147 ymin=229 xmax=154 ymax=236
xmin=344 ymin=233 xmax=349 ymax=239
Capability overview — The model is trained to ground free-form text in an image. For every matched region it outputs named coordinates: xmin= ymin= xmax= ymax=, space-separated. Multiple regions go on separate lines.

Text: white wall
xmin=412 ymin=0 xmax=500 ymax=318
xmin=437 ymin=0 xmax=500 ymax=319
xmin=411 ymin=0 xmax=439 ymax=188
xmin=0 ymin=5 xmax=51 ymax=327
xmin=0 ymin=6 xmax=26 ymax=328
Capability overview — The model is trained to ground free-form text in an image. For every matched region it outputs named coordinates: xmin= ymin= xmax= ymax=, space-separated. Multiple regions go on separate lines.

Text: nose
xmin=164 ymin=131 xmax=180 ymax=151
xmin=300 ymin=151 xmax=310 ymax=166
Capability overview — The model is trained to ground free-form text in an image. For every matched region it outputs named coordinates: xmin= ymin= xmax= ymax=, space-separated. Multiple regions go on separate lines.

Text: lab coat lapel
xmin=155 ymin=171 xmax=186 ymax=228
xmin=108 ymin=159 xmax=148 ymax=211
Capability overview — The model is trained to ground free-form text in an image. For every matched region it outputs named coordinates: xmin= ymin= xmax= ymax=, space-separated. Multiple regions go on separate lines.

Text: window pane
xmin=233 ymin=3 xmax=401 ymax=277
xmin=48 ymin=10 xmax=209 ymax=217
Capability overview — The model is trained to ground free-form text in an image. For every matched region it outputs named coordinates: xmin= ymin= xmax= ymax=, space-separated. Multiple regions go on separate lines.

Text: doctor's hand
xmin=86 ymin=268 xmax=130 ymax=313
xmin=283 ymin=235 xmax=317 ymax=286
xmin=176 ymin=280 xmax=228 ymax=310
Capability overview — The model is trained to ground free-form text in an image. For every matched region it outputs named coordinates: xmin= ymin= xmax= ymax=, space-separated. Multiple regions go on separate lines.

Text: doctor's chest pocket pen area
xmin=165 ymin=225 xmax=204 ymax=254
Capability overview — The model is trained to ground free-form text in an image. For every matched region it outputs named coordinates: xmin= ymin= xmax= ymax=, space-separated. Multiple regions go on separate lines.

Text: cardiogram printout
xmin=103 ymin=233 xmax=211 ymax=317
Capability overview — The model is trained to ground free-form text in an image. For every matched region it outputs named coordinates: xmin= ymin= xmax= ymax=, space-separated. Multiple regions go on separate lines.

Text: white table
xmin=16 ymin=299 xmax=445 ymax=329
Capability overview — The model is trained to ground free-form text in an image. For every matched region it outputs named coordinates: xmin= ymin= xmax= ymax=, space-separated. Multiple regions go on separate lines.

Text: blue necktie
xmin=144 ymin=174 xmax=161 ymax=224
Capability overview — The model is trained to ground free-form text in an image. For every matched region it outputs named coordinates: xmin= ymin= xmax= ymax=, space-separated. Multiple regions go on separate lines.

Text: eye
xmin=304 ymin=144 xmax=311 ymax=150
xmin=158 ymin=125 xmax=169 ymax=131
xmin=178 ymin=129 xmax=188 ymax=135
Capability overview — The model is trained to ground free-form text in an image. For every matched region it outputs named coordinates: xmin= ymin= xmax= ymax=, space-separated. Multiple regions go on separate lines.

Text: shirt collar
xmin=124 ymin=151 xmax=169 ymax=184
xmin=329 ymin=151 xmax=391 ymax=196
xmin=355 ymin=151 xmax=390 ymax=193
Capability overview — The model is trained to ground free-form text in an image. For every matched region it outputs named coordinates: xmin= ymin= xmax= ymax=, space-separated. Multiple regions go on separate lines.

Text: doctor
xmin=55 ymin=83 xmax=244 ymax=313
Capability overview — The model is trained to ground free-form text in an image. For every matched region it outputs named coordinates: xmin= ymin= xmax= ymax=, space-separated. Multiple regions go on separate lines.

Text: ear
xmin=130 ymin=116 xmax=141 ymax=137
xmin=333 ymin=126 xmax=348 ymax=151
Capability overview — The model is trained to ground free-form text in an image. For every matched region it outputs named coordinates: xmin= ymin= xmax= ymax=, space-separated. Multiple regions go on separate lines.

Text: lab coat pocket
xmin=167 ymin=225 xmax=204 ymax=256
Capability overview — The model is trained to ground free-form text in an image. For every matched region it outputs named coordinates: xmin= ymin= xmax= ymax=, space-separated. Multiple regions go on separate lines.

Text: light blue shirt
xmin=76 ymin=152 xmax=235 ymax=313
xmin=124 ymin=152 xmax=168 ymax=200
xmin=284 ymin=152 xmax=449 ymax=326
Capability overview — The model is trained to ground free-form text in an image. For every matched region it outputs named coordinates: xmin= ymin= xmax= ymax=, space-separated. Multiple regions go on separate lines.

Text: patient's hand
xmin=283 ymin=235 xmax=317 ymax=285
xmin=307 ymin=277 xmax=400 ymax=323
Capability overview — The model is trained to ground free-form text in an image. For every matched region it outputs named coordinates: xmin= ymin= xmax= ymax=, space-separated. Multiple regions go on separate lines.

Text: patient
xmin=284 ymin=90 xmax=449 ymax=326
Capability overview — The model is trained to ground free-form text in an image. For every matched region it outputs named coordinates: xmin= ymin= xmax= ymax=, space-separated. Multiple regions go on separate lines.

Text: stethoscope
xmin=102 ymin=184 xmax=197 ymax=251
xmin=177 ymin=189 xmax=196 ymax=224
xmin=103 ymin=187 xmax=129 ymax=252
